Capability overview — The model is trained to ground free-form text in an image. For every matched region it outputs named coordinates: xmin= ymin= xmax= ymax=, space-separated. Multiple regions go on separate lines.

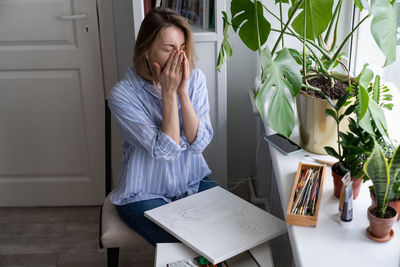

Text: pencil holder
xmin=286 ymin=162 xmax=327 ymax=227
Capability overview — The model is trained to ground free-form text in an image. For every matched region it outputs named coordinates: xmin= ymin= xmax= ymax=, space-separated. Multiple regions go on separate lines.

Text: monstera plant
xmin=217 ymin=0 xmax=397 ymax=139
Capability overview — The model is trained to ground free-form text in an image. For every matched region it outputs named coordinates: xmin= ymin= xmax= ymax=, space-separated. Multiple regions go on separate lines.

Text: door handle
xmin=59 ymin=12 xmax=88 ymax=20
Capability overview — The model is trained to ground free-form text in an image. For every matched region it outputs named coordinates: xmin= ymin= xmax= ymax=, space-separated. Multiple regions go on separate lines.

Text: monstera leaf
xmin=354 ymin=0 xmax=365 ymax=10
xmin=291 ymin=0 xmax=334 ymax=40
xmin=357 ymin=64 xmax=374 ymax=89
xmin=370 ymin=0 xmax=397 ymax=66
xmin=356 ymin=65 xmax=373 ymax=120
xmin=217 ymin=11 xmax=232 ymax=71
xmin=231 ymin=0 xmax=270 ymax=51
xmin=357 ymin=91 xmax=388 ymax=138
xmin=355 ymin=64 xmax=388 ymax=138
xmin=255 ymin=47 xmax=302 ymax=137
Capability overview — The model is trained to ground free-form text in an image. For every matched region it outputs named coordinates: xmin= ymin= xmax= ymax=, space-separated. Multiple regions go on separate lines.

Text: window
xmin=351 ymin=1 xmax=400 ymax=90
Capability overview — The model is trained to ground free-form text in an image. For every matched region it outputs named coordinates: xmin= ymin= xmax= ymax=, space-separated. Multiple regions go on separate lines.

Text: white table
xmin=154 ymin=242 xmax=274 ymax=267
xmin=268 ymin=144 xmax=400 ymax=267
xmin=263 ymin=86 xmax=400 ymax=267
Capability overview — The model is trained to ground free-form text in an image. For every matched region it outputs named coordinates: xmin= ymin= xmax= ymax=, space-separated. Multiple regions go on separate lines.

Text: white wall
xmin=113 ymin=0 xmax=135 ymax=79
xmin=225 ymin=3 xmax=259 ymax=179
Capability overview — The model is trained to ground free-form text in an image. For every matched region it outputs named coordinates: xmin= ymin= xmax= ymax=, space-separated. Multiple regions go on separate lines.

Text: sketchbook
xmin=145 ymin=186 xmax=286 ymax=264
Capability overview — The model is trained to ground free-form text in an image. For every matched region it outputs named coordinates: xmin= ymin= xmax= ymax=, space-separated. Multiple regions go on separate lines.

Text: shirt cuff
xmin=187 ymin=120 xmax=210 ymax=152
xmin=156 ymin=131 xmax=186 ymax=159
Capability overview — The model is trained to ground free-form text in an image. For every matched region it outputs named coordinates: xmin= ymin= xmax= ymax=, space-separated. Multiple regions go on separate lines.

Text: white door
xmin=0 ymin=0 xmax=105 ymax=206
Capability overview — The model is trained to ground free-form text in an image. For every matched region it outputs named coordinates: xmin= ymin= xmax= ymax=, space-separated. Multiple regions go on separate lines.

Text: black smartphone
xmin=264 ymin=133 xmax=302 ymax=155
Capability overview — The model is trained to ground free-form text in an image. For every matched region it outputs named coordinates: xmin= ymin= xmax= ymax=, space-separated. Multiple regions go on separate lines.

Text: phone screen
xmin=264 ymin=134 xmax=302 ymax=155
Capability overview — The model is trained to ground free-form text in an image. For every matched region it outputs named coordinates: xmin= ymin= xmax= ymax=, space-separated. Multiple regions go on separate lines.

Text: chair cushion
xmin=101 ymin=193 xmax=151 ymax=248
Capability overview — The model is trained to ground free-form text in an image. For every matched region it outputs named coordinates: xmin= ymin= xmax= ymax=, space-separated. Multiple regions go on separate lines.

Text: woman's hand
xmin=153 ymin=50 xmax=183 ymax=95
xmin=176 ymin=50 xmax=199 ymax=144
xmin=177 ymin=50 xmax=190 ymax=97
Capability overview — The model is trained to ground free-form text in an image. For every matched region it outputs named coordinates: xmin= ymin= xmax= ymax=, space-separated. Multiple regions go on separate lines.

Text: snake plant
xmin=363 ymin=140 xmax=400 ymax=218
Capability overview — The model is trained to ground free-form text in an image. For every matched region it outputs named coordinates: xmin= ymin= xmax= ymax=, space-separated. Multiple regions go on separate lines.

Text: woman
xmin=108 ymin=7 xmax=218 ymax=247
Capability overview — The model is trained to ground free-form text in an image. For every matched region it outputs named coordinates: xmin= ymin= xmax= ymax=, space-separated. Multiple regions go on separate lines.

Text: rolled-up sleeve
xmin=156 ymin=131 xmax=186 ymax=158
xmin=108 ymin=83 xmax=186 ymax=161
xmin=186 ymin=70 xmax=214 ymax=152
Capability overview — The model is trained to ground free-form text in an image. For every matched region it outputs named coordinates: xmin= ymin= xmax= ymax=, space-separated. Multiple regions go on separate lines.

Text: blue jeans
xmin=115 ymin=177 xmax=219 ymax=247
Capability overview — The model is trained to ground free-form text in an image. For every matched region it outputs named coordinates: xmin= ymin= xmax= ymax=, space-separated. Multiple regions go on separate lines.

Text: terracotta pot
xmin=331 ymin=162 xmax=363 ymax=199
xmin=370 ymin=191 xmax=400 ymax=222
xmin=367 ymin=205 xmax=398 ymax=242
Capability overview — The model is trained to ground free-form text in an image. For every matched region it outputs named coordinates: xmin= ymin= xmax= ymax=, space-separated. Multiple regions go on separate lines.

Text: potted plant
xmin=364 ymin=139 xmax=400 ymax=242
xmin=324 ymin=70 xmax=394 ymax=199
xmin=369 ymin=138 xmax=400 ymax=220
xmin=326 ymin=116 xmax=372 ymax=199
xmin=371 ymin=158 xmax=400 ymax=221
xmin=217 ymin=0 xmax=397 ymax=153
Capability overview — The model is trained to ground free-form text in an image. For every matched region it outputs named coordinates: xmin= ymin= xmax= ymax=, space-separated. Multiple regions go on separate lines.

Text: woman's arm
xmin=179 ymin=90 xmax=199 ymax=144
xmin=153 ymin=50 xmax=184 ymax=145
xmin=178 ymin=53 xmax=213 ymax=151
xmin=108 ymin=85 xmax=186 ymax=161
xmin=178 ymin=52 xmax=199 ymax=144
xmin=161 ymin=92 xmax=180 ymax=144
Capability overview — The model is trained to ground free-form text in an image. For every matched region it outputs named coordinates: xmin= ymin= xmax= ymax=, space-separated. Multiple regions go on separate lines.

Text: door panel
xmin=0 ymin=70 xmax=88 ymax=176
xmin=0 ymin=0 xmax=75 ymax=44
xmin=0 ymin=0 xmax=104 ymax=206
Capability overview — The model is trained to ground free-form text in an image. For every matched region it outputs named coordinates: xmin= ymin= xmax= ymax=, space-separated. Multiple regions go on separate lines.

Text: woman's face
xmin=148 ymin=25 xmax=186 ymax=70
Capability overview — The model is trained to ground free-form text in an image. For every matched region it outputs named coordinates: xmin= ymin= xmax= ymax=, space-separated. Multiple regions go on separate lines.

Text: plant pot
xmin=367 ymin=205 xmax=398 ymax=242
xmin=370 ymin=191 xmax=400 ymax=222
xmin=296 ymin=92 xmax=350 ymax=155
xmin=331 ymin=162 xmax=362 ymax=199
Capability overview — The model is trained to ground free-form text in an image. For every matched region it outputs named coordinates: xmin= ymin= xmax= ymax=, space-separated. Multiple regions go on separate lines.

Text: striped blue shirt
xmin=108 ymin=67 xmax=213 ymax=205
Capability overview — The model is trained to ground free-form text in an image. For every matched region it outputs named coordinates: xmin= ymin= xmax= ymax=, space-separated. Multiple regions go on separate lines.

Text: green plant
xmin=390 ymin=180 xmax=400 ymax=200
xmin=383 ymin=143 xmax=400 ymax=202
xmin=323 ymin=90 xmax=354 ymax=166
xmin=217 ymin=0 xmax=397 ymax=137
xmin=363 ymin=140 xmax=400 ymax=218
xmin=353 ymin=65 xmax=393 ymax=139
xmin=338 ymin=117 xmax=374 ymax=177
xmin=371 ymin=151 xmax=400 ymax=202
xmin=324 ymin=67 xmax=395 ymax=177
xmin=349 ymin=70 xmax=400 ymax=201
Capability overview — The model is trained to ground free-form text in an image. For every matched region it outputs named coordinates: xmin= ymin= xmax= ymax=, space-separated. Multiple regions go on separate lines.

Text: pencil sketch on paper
xmin=158 ymin=201 xmax=264 ymax=245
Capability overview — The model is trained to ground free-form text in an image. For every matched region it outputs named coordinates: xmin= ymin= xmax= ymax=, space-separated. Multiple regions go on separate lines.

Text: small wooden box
xmin=286 ymin=162 xmax=326 ymax=227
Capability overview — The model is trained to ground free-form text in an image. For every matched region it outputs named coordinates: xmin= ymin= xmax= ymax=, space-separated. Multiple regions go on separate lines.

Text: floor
xmin=0 ymin=206 xmax=154 ymax=267
xmin=0 ymin=182 xmax=251 ymax=267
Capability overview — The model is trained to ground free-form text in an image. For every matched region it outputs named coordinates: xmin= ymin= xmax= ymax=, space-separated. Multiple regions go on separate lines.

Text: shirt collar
xmin=127 ymin=67 xmax=162 ymax=99
xmin=144 ymin=83 xmax=162 ymax=99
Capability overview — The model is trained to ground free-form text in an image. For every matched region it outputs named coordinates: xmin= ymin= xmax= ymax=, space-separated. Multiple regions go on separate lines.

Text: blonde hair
xmin=133 ymin=7 xmax=196 ymax=82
